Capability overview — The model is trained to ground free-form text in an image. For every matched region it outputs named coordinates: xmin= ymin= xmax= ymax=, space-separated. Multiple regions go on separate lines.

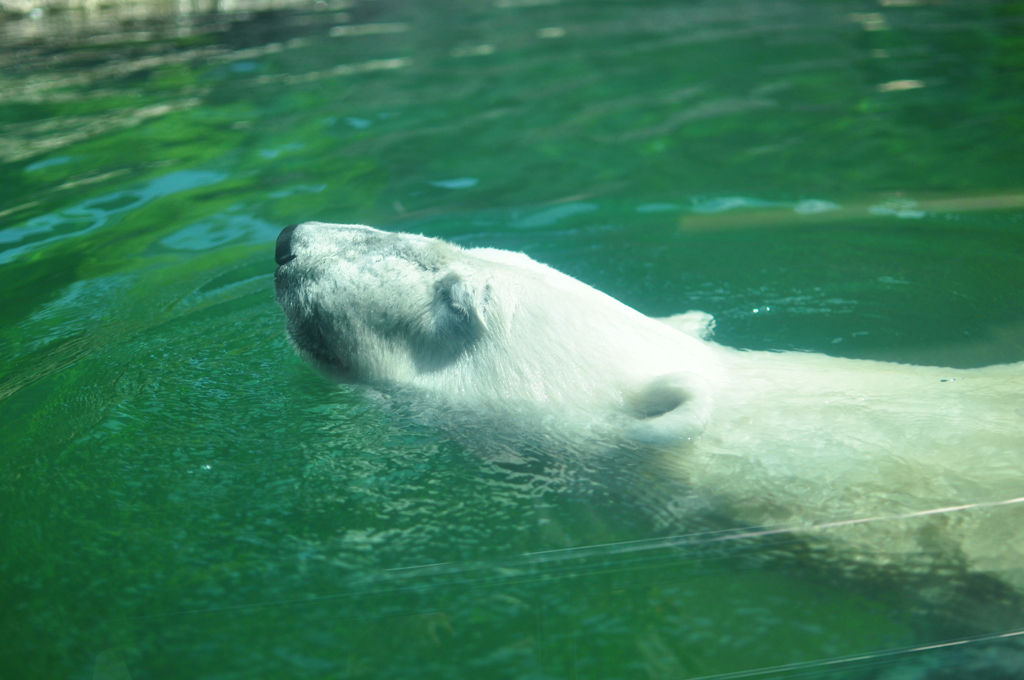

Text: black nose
xmin=275 ymin=224 xmax=299 ymax=265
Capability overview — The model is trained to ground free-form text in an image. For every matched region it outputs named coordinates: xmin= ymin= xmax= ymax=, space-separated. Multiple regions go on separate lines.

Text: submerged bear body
xmin=274 ymin=222 xmax=1024 ymax=592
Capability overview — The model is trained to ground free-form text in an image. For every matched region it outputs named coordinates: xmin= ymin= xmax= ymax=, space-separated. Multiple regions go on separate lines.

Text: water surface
xmin=2 ymin=0 xmax=1024 ymax=678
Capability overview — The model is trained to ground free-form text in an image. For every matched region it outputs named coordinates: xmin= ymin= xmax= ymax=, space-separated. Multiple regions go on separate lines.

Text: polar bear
xmin=274 ymin=221 xmax=1024 ymax=592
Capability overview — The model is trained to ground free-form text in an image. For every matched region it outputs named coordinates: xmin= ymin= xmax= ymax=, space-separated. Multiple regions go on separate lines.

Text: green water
xmin=2 ymin=0 xmax=1024 ymax=678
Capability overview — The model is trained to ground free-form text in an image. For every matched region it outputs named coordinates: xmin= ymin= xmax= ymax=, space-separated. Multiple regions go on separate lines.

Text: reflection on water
xmin=1 ymin=0 xmax=1024 ymax=678
xmin=159 ymin=211 xmax=278 ymax=250
xmin=1 ymin=170 xmax=226 ymax=262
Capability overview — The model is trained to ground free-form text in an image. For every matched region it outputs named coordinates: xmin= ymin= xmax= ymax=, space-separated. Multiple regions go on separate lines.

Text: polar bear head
xmin=274 ymin=222 xmax=721 ymax=444
xmin=273 ymin=222 xmax=492 ymax=382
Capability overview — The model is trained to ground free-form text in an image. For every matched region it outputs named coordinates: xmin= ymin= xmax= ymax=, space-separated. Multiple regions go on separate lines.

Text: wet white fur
xmin=275 ymin=222 xmax=1024 ymax=591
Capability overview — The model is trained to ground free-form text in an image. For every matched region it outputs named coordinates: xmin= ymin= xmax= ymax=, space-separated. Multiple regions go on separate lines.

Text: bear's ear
xmin=432 ymin=270 xmax=489 ymax=342
xmin=625 ymin=372 xmax=712 ymax=445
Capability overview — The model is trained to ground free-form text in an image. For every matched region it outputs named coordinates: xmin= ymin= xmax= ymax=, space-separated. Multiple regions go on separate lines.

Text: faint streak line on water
xmin=385 ymin=561 xmax=453 ymax=572
xmin=248 ymin=57 xmax=412 ymax=86
xmin=682 ymin=494 xmax=1024 ymax=547
xmin=353 ymin=495 xmax=1024 ymax=583
xmin=97 ymin=496 xmax=1024 ymax=624
xmin=380 ymin=495 xmax=1024 ymax=573
xmin=0 ymin=200 xmax=39 ymax=219
xmin=674 ymin=628 xmax=1024 ymax=680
